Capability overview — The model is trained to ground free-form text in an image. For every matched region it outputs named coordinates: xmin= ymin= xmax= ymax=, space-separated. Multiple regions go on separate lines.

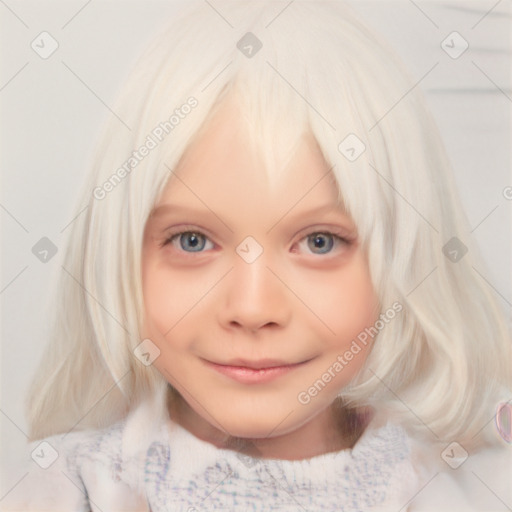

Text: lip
xmin=222 ymin=358 xmax=300 ymax=370
xmin=203 ymin=358 xmax=310 ymax=384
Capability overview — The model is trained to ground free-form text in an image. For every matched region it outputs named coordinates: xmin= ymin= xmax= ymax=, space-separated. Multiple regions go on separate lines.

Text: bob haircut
xmin=28 ymin=0 xmax=510 ymax=448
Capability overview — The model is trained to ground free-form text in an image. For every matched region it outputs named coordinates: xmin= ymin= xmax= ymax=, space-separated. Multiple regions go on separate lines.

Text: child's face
xmin=142 ymin=99 xmax=380 ymax=448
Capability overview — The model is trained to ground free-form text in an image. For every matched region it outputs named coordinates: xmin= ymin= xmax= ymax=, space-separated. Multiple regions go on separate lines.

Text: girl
xmin=4 ymin=1 xmax=511 ymax=510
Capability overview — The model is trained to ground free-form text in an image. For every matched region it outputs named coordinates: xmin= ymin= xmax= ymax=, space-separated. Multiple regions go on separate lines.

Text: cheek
xmin=141 ymin=256 xmax=217 ymax=348
xmin=141 ymin=262 xmax=201 ymax=378
xmin=311 ymin=256 xmax=379 ymax=348
xmin=142 ymin=258 xmax=188 ymax=338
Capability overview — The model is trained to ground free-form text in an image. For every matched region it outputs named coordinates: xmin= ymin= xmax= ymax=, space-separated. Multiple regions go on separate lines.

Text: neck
xmin=167 ymin=389 xmax=369 ymax=461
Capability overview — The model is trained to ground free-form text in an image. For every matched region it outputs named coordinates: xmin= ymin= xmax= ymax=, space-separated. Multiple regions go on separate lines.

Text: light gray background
xmin=1 ymin=0 xmax=511 ymax=496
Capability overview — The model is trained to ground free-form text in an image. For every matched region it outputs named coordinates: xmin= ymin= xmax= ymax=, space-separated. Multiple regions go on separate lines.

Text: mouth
xmin=202 ymin=358 xmax=313 ymax=384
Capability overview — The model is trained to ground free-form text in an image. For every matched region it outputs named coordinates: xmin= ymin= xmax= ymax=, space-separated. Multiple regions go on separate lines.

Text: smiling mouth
xmin=202 ymin=358 xmax=313 ymax=384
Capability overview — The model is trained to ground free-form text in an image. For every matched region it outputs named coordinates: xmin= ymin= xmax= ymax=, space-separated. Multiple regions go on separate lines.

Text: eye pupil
xmin=180 ymin=232 xmax=205 ymax=251
xmin=170 ymin=231 xmax=343 ymax=255
xmin=308 ymin=233 xmax=334 ymax=254
xmin=313 ymin=235 xmax=325 ymax=248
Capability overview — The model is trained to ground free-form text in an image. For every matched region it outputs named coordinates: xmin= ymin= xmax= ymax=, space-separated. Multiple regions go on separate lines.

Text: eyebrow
xmin=285 ymin=202 xmax=349 ymax=218
xmin=149 ymin=203 xmax=233 ymax=232
xmin=149 ymin=201 xmax=349 ymax=220
xmin=150 ymin=204 xmax=216 ymax=218
xmin=266 ymin=202 xmax=351 ymax=233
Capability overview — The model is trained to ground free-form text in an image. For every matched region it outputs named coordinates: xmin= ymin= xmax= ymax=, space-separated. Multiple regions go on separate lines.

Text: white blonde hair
xmin=28 ymin=0 xmax=511 ymax=448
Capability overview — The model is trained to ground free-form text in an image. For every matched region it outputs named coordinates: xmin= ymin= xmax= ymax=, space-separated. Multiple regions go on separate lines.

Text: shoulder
xmin=2 ymin=429 xmax=88 ymax=511
xmin=406 ymin=432 xmax=512 ymax=511
xmin=358 ymin=414 xmax=512 ymax=512
xmin=2 ymin=418 xmax=154 ymax=511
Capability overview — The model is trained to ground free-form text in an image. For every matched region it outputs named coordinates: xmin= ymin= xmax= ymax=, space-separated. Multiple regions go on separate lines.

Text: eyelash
xmin=160 ymin=227 xmax=353 ymax=257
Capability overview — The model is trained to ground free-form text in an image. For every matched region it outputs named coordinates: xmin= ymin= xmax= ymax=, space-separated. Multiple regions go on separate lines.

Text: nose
xmin=217 ymin=254 xmax=291 ymax=334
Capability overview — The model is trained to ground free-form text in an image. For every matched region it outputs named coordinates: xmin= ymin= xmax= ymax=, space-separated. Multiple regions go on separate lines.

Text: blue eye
xmin=300 ymin=232 xmax=352 ymax=256
xmin=162 ymin=229 xmax=351 ymax=256
xmin=166 ymin=231 xmax=213 ymax=252
xmin=306 ymin=233 xmax=335 ymax=254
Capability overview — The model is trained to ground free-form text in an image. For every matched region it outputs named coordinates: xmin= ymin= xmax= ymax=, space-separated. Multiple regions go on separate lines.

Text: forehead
xmin=156 ymin=97 xmax=344 ymax=218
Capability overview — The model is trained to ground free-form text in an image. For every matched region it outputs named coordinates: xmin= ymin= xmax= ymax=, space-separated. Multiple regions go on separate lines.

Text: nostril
xmin=229 ymin=321 xmax=279 ymax=332
xmin=249 ymin=322 xmax=279 ymax=333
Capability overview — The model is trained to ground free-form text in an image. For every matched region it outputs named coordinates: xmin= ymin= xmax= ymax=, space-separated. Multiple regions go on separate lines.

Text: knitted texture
xmin=56 ymin=417 xmax=417 ymax=511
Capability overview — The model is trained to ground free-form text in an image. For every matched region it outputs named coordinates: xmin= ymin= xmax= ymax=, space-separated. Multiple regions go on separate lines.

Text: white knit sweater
xmin=3 ymin=404 xmax=511 ymax=511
